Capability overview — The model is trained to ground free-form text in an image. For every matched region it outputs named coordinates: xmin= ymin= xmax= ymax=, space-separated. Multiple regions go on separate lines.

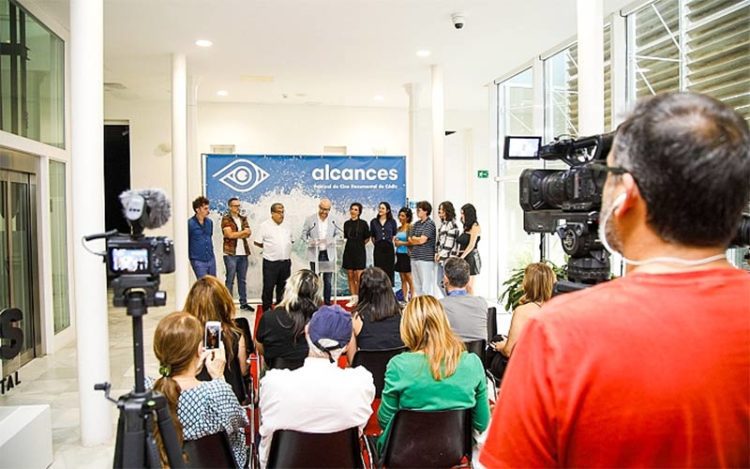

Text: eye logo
xmin=212 ymin=160 xmax=269 ymax=193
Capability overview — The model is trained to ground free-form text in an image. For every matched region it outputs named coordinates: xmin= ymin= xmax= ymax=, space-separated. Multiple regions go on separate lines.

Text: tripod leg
xmin=113 ymin=410 xmax=126 ymax=469
xmin=144 ymin=412 xmax=164 ymax=468
xmin=116 ymin=399 xmax=147 ymax=469
xmin=152 ymin=394 xmax=185 ymax=468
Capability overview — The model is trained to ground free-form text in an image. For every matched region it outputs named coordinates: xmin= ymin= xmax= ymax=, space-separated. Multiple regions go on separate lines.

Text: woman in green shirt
xmin=377 ymin=295 xmax=490 ymax=452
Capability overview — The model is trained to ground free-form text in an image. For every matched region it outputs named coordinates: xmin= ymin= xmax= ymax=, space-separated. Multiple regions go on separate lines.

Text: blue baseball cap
xmin=308 ymin=304 xmax=352 ymax=350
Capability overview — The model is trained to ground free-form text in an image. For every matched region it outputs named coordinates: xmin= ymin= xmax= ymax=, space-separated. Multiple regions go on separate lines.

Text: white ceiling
xmin=29 ymin=0 xmax=633 ymax=110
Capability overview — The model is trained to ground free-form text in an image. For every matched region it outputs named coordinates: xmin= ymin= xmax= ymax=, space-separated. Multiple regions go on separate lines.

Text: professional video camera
xmin=505 ymin=133 xmax=614 ymax=286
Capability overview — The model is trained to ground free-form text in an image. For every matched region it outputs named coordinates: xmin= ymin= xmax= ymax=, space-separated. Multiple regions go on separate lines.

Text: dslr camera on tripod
xmin=90 ymin=189 xmax=176 ymax=307
xmin=505 ymin=133 xmax=614 ymax=287
xmin=86 ymin=189 xmax=183 ymax=468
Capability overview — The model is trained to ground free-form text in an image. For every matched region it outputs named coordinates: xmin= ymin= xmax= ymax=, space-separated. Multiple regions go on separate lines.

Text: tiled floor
xmin=0 ymin=276 xmax=256 ymax=468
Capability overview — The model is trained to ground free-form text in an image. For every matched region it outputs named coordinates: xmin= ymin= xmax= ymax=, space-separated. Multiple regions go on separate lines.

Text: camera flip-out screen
xmin=504 ymin=136 xmax=542 ymax=160
xmin=110 ymin=248 xmax=149 ymax=274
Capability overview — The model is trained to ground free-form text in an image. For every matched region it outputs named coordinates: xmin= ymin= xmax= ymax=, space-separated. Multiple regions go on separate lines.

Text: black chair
xmin=183 ymin=431 xmax=238 ymax=468
xmin=267 ymin=427 xmax=366 ymax=468
xmin=487 ymin=306 xmax=498 ymax=343
xmin=266 ymin=356 xmax=305 ymax=370
xmin=464 ymin=339 xmax=487 ymax=368
xmin=235 ymin=316 xmax=254 ymax=354
xmin=380 ymin=409 xmax=472 ymax=468
xmin=351 ymin=347 xmax=407 ymax=397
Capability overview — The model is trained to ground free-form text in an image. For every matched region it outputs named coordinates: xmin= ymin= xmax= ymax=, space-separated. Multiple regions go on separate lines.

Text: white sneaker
xmin=345 ymin=295 xmax=358 ymax=307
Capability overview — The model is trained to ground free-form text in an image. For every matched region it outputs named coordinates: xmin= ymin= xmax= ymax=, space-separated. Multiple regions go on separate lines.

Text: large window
xmin=498 ymin=68 xmax=534 ymax=136
xmin=49 ymin=160 xmax=69 ymax=333
xmin=496 ymin=68 xmax=540 ymax=299
xmin=544 ymin=44 xmax=579 ymax=140
xmin=0 ymin=0 xmax=65 ymax=147
xmin=627 ymin=0 xmax=749 ymax=121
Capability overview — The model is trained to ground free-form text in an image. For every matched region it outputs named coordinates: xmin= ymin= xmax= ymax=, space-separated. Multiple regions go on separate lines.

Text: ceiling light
xmin=373 ymin=95 xmax=384 ymax=102
xmin=217 ymin=90 xmax=228 ymax=97
xmin=195 ymin=39 xmax=213 ymax=47
xmin=416 ymin=50 xmax=431 ymax=57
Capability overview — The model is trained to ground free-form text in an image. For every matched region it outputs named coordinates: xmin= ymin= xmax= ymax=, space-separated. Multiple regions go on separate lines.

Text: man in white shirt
xmin=258 ymin=304 xmax=375 ymax=467
xmin=301 ymin=198 xmax=338 ymax=305
xmin=254 ymin=203 xmax=293 ymax=312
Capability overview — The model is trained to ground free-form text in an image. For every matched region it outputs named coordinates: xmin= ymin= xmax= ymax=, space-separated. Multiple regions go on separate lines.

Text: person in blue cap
xmin=258 ymin=303 xmax=375 ymax=468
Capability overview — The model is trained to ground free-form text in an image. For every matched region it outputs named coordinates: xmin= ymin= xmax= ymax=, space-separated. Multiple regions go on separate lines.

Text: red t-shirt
xmin=480 ymin=268 xmax=750 ymax=468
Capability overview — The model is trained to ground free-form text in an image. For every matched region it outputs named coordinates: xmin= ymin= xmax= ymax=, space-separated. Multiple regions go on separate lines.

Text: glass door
xmin=0 ymin=169 xmax=39 ymax=373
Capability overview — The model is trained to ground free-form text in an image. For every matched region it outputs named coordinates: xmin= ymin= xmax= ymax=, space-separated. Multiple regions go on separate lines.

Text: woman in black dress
xmin=457 ymin=203 xmax=482 ymax=294
xmin=342 ymin=202 xmax=370 ymax=307
xmin=370 ymin=201 xmax=398 ymax=285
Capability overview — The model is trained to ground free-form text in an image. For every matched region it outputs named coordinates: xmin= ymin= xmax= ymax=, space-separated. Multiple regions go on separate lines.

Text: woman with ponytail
xmin=377 ymin=296 xmax=490 ymax=452
xmin=184 ymin=275 xmax=248 ymax=403
xmin=150 ymin=312 xmax=248 ymax=468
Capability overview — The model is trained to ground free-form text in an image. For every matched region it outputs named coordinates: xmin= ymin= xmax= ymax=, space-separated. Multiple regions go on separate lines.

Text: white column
xmin=70 ymin=0 xmax=112 ymax=446
xmin=403 ymin=83 xmax=420 ymax=202
xmin=172 ymin=54 xmax=190 ymax=310
xmin=611 ymin=14 xmax=628 ymax=128
xmin=577 ymin=0 xmax=605 ymax=135
xmin=431 ymin=65 xmax=445 ymax=206
xmin=187 ymin=76 xmax=201 ymax=202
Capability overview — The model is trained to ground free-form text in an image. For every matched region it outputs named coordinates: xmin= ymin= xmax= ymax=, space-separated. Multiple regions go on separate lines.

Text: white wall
xmin=104 ymin=96 xmax=174 ymax=238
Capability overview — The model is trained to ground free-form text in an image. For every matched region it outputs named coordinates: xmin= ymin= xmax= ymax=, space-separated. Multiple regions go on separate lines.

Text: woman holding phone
xmin=149 ymin=312 xmax=248 ymax=468
xmin=184 ymin=275 xmax=248 ymax=403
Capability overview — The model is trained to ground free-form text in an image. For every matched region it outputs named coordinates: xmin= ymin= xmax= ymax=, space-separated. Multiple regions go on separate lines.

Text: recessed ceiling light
xmin=416 ymin=50 xmax=431 ymax=57
xmin=195 ymin=39 xmax=213 ymax=47
xmin=217 ymin=90 xmax=228 ymax=97
xmin=373 ymin=95 xmax=384 ymax=102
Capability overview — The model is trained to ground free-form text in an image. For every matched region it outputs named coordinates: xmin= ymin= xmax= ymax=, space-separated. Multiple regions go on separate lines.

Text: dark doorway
xmin=104 ymin=124 xmax=131 ymax=233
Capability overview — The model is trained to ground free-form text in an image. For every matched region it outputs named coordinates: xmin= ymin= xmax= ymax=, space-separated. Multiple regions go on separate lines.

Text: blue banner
xmin=204 ymin=154 xmax=407 ymax=298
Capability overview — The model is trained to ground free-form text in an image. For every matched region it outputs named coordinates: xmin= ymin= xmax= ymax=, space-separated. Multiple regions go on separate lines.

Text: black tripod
xmin=96 ymin=277 xmax=185 ymax=468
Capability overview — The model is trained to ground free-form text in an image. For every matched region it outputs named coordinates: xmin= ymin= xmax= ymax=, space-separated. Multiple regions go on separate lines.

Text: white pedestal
xmin=0 ymin=405 xmax=53 ymax=469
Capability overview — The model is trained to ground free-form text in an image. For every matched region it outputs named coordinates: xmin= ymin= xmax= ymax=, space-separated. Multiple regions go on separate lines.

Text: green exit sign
xmin=477 ymin=170 xmax=489 ymax=179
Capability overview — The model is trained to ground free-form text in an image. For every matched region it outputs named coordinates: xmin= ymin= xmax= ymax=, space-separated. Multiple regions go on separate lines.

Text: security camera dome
xmin=451 ymin=13 xmax=465 ymax=29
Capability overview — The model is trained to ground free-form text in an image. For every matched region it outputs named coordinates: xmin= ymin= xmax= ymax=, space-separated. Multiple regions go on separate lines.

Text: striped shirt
xmin=409 ymin=218 xmax=436 ymax=262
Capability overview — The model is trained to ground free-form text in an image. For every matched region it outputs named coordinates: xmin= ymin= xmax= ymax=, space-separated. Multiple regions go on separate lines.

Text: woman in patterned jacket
xmin=150 ymin=312 xmax=248 ymax=467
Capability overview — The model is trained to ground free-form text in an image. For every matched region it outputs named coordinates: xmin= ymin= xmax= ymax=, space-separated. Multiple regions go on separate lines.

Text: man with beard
xmin=480 ymin=92 xmax=750 ymax=467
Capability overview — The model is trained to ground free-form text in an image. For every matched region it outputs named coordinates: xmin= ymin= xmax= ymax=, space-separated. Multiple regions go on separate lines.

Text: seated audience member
xmin=150 ymin=312 xmax=248 ymax=468
xmin=480 ymin=92 xmax=750 ymax=467
xmin=439 ymin=257 xmax=488 ymax=341
xmin=255 ymin=269 xmax=322 ymax=368
xmin=347 ymin=267 xmax=405 ymax=363
xmin=487 ymin=262 xmax=555 ymax=380
xmin=377 ymin=295 xmax=490 ymax=453
xmin=183 ymin=275 xmax=248 ymax=402
xmin=258 ymin=305 xmax=375 ymax=467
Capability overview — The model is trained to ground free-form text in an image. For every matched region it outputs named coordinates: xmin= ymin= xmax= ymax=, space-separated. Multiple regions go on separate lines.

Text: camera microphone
xmin=119 ymin=188 xmax=171 ymax=230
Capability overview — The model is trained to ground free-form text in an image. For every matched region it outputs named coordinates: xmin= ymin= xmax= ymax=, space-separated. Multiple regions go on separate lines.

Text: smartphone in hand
xmin=204 ymin=321 xmax=222 ymax=350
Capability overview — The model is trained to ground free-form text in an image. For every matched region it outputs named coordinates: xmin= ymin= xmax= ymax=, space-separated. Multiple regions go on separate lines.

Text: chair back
xmin=267 ymin=356 xmax=305 ymax=371
xmin=183 ymin=432 xmax=237 ymax=468
xmin=351 ymin=347 xmax=406 ymax=397
xmin=487 ymin=306 xmax=497 ymax=342
xmin=381 ymin=409 xmax=472 ymax=468
xmin=267 ymin=427 xmax=364 ymax=468
xmin=235 ymin=316 xmax=254 ymax=354
xmin=464 ymin=339 xmax=487 ymax=368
